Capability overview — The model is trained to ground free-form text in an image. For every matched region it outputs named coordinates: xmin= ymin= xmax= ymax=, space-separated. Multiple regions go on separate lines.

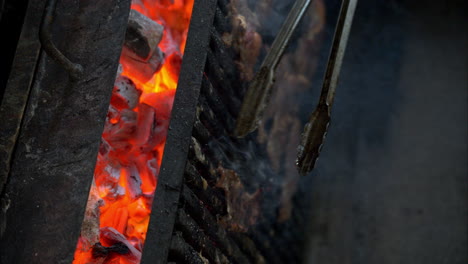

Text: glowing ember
xmin=73 ymin=0 xmax=194 ymax=263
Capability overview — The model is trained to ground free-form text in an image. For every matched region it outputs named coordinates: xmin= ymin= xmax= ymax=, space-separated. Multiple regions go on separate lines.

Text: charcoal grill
xmin=0 ymin=0 xmax=326 ymax=263
xmin=5 ymin=0 xmax=466 ymax=264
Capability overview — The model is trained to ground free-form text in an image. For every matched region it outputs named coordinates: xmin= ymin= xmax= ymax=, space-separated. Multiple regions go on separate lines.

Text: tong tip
xmin=233 ymin=67 xmax=275 ymax=138
xmin=296 ymin=108 xmax=330 ymax=176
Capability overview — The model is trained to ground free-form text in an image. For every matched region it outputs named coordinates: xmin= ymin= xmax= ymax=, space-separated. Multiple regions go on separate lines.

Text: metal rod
xmin=263 ymin=0 xmax=313 ymax=69
xmin=39 ymin=0 xmax=84 ymax=81
xmin=140 ymin=0 xmax=218 ymax=261
xmin=296 ymin=0 xmax=358 ymax=176
xmin=233 ymin=0 xmax=313 ymax=137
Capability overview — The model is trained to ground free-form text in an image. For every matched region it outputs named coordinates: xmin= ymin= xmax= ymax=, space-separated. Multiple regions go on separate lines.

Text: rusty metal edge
xmin=141 ymin=0 xmax=218 ymax=262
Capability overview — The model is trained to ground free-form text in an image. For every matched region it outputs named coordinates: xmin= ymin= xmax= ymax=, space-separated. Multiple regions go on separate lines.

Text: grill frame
xmin=1 ymin=0 xmax=319 ymax=262
xmin=140 ymin=0 xmax=218 ymax=262
xmin=0 ymin=0 xmax=131 ymax=263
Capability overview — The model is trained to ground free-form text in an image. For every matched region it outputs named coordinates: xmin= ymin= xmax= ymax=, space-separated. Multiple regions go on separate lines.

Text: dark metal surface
xmin=39 ymin=0 xmax=84 ymax=81
xmin=0 ymin=0 xmax=131 ymax=263
xmin=175 ymin=209 xmax=229 ymax=262
xmin=0 ymin=0 xmax=45 ymax=211
xmin=140 ymin=0 xmax=217 ymax=262
xmin=0 ymin=0 xmax=29 ymax=103
xmin=168 ymin=232 xmax=206 ymax=264
xmin=297 ymin=0 xmax=357 ymax=175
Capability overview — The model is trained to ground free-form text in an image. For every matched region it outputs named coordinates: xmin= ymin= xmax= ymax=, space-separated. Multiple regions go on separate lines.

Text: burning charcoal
xmin=125 ymin=9 xmax=164 ymax=61
xmin=146 ymin=157 xmax=159 ymax=183
xmin=99 ymin=227 xmax=142 ymax=263
xmin=134 ymin=102 xmax=171 ymax=151
xmin=73 ymin=0 xmax=193 ymax=263
xmin=105 ymin=109 xmax=138 ymax=143
xmin=165 ymin=51 xmax=183 ymax=82
xmin=121 ymin=47 xmax=165 ymax=82
xmin=134 ymin=103 xmax=156 ymax=147
xmin=141 ymin=89 xmax=175 ymax=120
xmin=94 ymin=163 xmax=123 ymax=200
xmin=79 ymin=184 xmax=104 ymax=250
xmin=123 ymin=165 xmax=143 ymax=200
xmin=133 ymin=154 xmax=158 ymax=194
xmin=144 ymin=116 xmax=169 ymax=151
xmin=98 ymin=138 xmax=111 ymax=157
xmin=135 ymin=90 xmax=176 ymax=151
xmin=106 ymin=105 xmax=121 ymax=125
xmin=111 ymin=76 xmax=142 ymax=110
xmin=116 ymin=63 xmax=123 ymax=79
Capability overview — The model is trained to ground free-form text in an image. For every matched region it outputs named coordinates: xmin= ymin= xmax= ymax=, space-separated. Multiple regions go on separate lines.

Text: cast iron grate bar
xmin=180 ymin=185 xmax=251 ymax=263
xmin=175 ymin=210 xmax=230 ymax=262
xmin=168 ymin=232 xmax=206 ymax=264
xmin=140 ymin=0 xmax=218 ymax=262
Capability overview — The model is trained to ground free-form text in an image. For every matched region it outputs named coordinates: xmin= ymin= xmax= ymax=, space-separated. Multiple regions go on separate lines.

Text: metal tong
xmin=233 ymin=0 xmax=358 ymax=176
xmin=296 ymin=0 xmax=358 ymax=175
xmin=233 ymin=0 xmax=313 ymax=137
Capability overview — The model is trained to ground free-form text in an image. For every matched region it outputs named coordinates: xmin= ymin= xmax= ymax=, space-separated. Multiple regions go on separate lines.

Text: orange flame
xmin=73 ymin=0 xmax=194 ymax=263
